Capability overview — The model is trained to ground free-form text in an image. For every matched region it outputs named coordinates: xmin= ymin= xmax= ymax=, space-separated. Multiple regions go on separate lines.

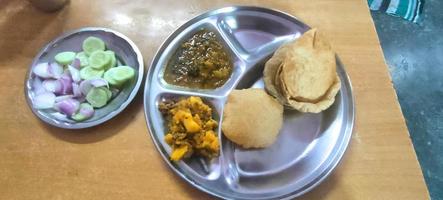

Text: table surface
xmin=0 ymin=0 xmax=429 ymax=199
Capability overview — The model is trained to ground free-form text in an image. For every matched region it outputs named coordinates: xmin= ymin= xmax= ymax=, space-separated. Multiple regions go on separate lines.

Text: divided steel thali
xmin=143 ymin=6 xmax=354 ymax=200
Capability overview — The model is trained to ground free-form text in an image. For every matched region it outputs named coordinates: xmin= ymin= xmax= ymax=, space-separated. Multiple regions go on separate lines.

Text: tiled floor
xmin=371 ymin=1 xmax=443 ymax=199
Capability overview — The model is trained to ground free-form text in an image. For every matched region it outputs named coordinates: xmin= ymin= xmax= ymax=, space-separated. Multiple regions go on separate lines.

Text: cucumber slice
xmin=71 ymin=113 xmax=87 ymax=121
xmin=105 ymin=51 xmax=117 ymax=70
xmin=75 ymin=52 xmax=89 ymax=67
xmin=104 ymin=87 xmax=112 ymax=100
xmin=88 ymin=51 xmax=111 ymax=70
xmin=55 ymin=51 xmax=76 ymax=65
xmin=104 ymin=69 xmax=122 ymax=86
xmin=86 ymin=87 xmax=108 ymax=108
xmin=112 ymin=66 xmax=135 ymax=82
xmin=80 ymin=67 xmax=104 ymax=80
xmin=82 ymin=37 xmax=105 ymax=56
xmin=103 ymin=66 xmax=135 ymax=87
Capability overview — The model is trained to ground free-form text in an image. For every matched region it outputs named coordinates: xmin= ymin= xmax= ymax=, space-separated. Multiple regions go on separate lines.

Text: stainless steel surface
xmin=25 ymin=27 xmax=144 ymax=129
xmin=143 ymin=6 xmax=354 ymax=199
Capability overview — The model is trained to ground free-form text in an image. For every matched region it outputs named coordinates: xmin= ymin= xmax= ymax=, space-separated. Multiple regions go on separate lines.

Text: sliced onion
xmin=72 ymin=82 xmax=82 ymax=97
xmin=33 ymin=92 xmax=55 ymax=109
xmin=79 ymin=80 xmax=93 ymax=96
xmin=54 ymin=98 xmax=80 ymax=116
xmin=71 ymin=58 xmax=81 ymax=69
xmin=72 ymin=82 xmax=80 ymax=96
xmin=90 ymin=78 xmax=108 ymax=88
xmin=61 ymin=69 xmax=72 ymax=80
xmin=48 ymin=62 xmax=63 ymax=79
xmin=42 ymin=79 xmax=63 ymax=94
xmin=55 ymin=95 xmax=74 ymax=103
xmin=68 ymin=65 xmax=81 ymax=83
xmin=76 ymin=95 xmax=86 ymax=103
xmin=59 ymin=74 xmax=73 ymax=95
xmin=79 ymin=103 xmax=94 ymax=118
xmin=32 ymin=77 xmax=46 ymax=95
xmin=79 ymin=78 xmax=108 ymax=96
xmin=33 ymin=63 xmax=51 ymax=78
xmin=50 ymin=112 xmax=68 ymax=121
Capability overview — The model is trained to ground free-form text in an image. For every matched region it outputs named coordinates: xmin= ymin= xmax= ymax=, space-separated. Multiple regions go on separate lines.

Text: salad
xmin=31 ymin=36 xmax=135 ymax=122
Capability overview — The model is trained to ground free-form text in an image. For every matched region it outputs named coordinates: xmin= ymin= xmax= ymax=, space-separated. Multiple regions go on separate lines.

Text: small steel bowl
xmin=25 ymin=27 xmax=144 ymax=129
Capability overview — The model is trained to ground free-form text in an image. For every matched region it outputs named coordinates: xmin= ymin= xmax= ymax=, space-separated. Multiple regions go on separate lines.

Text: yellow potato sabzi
xmin=159 ymin=96 xmax=219 ymax=161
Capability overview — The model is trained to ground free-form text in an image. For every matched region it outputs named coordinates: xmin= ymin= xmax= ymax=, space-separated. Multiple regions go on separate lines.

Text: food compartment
xmin=150 ymin=92 xmax=226 ymax=180
xmin=233 ymin=111 xmax=322 ymax=176
xmin=155 ymin=21 xmax=247 ymax=97
xmin=218 ymin=69 xmax=343 ymax=191
xmin=223 ymin=98 xmax=343 ymax=195
xmin=217 ymin=11 xmax=309 ymax=59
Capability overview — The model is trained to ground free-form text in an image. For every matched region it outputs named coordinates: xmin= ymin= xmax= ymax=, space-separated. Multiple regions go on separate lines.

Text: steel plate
xmin=25 ymin=27 xmax=144 ymax=129
xmin=144 ymin=6 xmax=354 ymax=199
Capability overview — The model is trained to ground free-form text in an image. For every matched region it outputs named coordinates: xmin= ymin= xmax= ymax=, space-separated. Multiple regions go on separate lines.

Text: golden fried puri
xmin=263 ymin=28 xmax=341 ymax=113
xmin=222 ymin=89 xmax=283 ymax=148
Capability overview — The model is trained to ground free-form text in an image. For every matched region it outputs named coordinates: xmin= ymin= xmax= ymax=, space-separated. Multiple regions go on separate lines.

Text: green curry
xmin=164 ymin=29 xmax=233 ymax=89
